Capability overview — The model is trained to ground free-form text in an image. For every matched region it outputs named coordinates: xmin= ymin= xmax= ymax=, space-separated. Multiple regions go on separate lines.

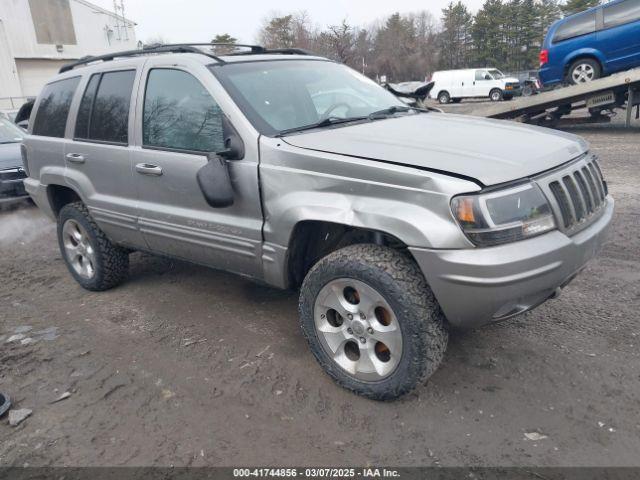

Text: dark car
xmin=539 ymin=0 xmax=640 ymax=86
xmin=0 ymin=117 xmax=28 ymax=207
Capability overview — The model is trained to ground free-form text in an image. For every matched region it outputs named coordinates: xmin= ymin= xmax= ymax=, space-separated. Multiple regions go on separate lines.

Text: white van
xmin=430 ymin=69 xmax=521 ymax=104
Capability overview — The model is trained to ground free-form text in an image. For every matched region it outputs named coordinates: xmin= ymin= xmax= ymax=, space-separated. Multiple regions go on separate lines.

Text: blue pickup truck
xmin=539 ymin=0 xmax=640 ymax=86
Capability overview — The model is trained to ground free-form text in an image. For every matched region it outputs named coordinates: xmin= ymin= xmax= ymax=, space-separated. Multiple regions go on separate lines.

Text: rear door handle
xmin=66 ymin=153 xmax=85 ymax=164
xmin=135 ymin=163 xmax=163 ymax=176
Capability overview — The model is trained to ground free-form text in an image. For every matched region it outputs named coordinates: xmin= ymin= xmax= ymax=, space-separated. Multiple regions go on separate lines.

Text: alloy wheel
xmin=62 ymin=219 xmax=96 ymax=279
xmin=313 ymin=278 xmax=403 ymax=381
xmin=572 ymin=63 xmax=596 ymax=83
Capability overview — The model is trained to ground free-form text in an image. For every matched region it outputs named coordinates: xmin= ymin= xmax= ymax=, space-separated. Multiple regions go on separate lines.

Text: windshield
xmin=210 ymin=60 xmax=406 ymax=135
xmin=0 ymin=117 xmax=24 ymax=144
xmin=488 ymin=69 xmax=505 ymax=80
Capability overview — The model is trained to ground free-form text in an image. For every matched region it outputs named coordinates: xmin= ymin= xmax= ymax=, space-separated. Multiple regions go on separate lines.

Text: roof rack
xmin=226 ymin=47 xmax=315 ymax=56
xmin=59 ymin=43 xmax=313 ymax=73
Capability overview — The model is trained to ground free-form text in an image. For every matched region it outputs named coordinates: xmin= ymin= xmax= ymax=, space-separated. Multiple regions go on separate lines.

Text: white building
xmin=0 ymin=0 xmax=137 ymax=108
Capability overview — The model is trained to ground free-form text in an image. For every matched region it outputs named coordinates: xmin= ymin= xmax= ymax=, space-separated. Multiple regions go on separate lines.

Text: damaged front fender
xmin=258 ymin=136 xmax=479 ymax=288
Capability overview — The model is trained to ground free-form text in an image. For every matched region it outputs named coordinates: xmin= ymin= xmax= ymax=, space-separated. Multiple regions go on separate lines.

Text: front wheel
xmin=299 ymin=244 xmax=448 ymax=401
xmin=490 ymin=89 xmax=503 ymax=102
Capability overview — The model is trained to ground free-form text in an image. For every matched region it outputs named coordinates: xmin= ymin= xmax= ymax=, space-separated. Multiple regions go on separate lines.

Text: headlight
xmin=451 ymin=182 xmax=556 ymax=247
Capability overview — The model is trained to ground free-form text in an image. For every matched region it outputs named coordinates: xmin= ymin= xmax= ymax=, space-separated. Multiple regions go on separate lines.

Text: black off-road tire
xmin=299 ymin=244 xmax=448 ymax=401
xmin=57 ymin=202 xmax=129 ymax=291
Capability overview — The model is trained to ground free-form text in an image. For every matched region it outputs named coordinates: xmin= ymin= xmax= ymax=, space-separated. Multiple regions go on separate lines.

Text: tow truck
xmin=387 ymin=68 xmax=640 ymax=129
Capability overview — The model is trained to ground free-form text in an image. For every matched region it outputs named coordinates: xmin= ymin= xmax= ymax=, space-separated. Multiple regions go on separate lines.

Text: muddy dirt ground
xmin=1 ymin=115 xmax=639 ymax=467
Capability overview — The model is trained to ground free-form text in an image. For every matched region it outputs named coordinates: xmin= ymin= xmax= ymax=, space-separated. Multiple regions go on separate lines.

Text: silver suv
xmin=22 ymin=44 xmax=614 ymax=400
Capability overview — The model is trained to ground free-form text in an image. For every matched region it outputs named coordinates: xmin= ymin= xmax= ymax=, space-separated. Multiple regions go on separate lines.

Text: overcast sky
xmin=90 ymin=0 xmax=486 ymax=44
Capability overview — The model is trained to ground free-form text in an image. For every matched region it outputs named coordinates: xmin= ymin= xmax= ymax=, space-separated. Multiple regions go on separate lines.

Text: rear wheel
xmin=58 ymin=202 xmax=129 ymax=291
xmin=490 ymin=89 xmax=503 ymax=102
xmin=568 ymin=58 xmax=601 ymax=85
xmin=437 ymin=91 xmax=451 ymax=104
xmin=299 ymin=244 xmax=448 ymax=401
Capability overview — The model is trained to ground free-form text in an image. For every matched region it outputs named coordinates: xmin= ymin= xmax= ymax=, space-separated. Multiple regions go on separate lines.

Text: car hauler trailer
xmin=466 ymin=68 xmax=640 ymax=128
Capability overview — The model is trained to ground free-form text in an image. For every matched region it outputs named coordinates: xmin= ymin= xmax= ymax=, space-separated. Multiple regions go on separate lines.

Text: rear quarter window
xmin=32 ymin=77 xmax=80 ymax=138
xmin=553 ymin=12 xmax=596 ymax=43
xmin=604 ymin=0 xmax=640 ymax=28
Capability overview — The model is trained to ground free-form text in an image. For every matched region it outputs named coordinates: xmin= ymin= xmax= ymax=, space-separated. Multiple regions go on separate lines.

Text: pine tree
xmin=439 ymin=1 xmax=474 ymax=69
xmin=472 ymin=0 xmax=507 ymax=68
xmin=211 ymin=34 xmax=237 ymax=54
xmin=211 ymin=33 xmax=237 ymax=45
xmin=561 ymin=0 xmax=601 ymax=16
xmin=537 ymin=0 xmax=562 ymax=38
xmin=373 ymin=13 xmax=418 ymax=80
xmin=258 ymin=15 xmax=295 ymax=49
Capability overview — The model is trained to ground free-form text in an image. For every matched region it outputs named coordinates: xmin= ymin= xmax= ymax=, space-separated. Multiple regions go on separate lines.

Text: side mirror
xmin=484 ymin=75 xmax=492 ymax=81
xmin=197 ymin=153 xmax=234 ymax=208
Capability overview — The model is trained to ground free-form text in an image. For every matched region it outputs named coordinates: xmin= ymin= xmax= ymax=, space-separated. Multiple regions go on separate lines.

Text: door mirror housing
xmin=197 ymin=153 xmax=234 ymax=208
xmin=484 ymin=74 xmax=492 ymax=81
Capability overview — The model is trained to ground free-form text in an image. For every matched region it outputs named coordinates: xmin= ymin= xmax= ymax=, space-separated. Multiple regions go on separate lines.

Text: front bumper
xmin=410 ymin=196 xmax=614 ymax=329
xmin=503 ymin=85 xmax=522 ymax=97
xmin=0 ymin=168 xmax=28 ymax=203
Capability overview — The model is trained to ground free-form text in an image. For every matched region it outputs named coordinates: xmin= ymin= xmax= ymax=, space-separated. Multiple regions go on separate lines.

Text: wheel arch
xmin=285 ymin=220 xmax=415 ymax=289
xmin=564 ymin=50 xmax=605 ymax=76
xmin=47 ymin=183 xmax=83 ymax=218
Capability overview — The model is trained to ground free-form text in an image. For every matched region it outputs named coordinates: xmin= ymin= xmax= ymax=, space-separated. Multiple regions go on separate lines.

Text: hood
xmin=0 ymin=142 xmax=23 ymax=171
xmin=282 ymin=114 xmax=588 ymax=186
xmin=504 ymin=77 xmax=520 ymax=84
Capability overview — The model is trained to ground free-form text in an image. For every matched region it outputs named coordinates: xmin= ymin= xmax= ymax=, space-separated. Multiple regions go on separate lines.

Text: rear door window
xmin=553 ymin=12 xmax=597 ymax=42
xmin=75 ymin=70 xmax=136 ymax=144
xmin=604 ymin=0 xmax=640 ymax=28
xmin=74 ymin=74 xmax=100 ymax=139
xmin=142 ymin=69 xmax=225 ymax=153
xmin=32 ymin=77 xmax=80 ymax=138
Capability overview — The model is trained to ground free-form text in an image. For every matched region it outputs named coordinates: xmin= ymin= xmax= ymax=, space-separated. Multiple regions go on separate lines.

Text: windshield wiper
xmin=276 ymin=105 xmax=429 ymax=137
xmin=367 ymin=105 xmax=413 ymax=119
xmin=276 ymin=116 xmax=367 ymax=136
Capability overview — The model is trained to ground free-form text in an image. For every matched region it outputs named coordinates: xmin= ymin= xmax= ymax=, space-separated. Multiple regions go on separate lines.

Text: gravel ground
xmin=0 ymin=113 xmax=639 ymax=467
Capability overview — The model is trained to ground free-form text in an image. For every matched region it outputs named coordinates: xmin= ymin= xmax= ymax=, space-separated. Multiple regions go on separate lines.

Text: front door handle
xmin=66 ymin=153 xmax=85 ymax=164
xmin=135 ymin=163 xmax=163 ymax=176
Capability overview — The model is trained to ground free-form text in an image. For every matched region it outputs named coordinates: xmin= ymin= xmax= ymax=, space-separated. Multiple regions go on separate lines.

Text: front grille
xmin=537 ymin=155 xmax=608 ymax=235
xmin=0 ymin=168 xmax=27 ymax=181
